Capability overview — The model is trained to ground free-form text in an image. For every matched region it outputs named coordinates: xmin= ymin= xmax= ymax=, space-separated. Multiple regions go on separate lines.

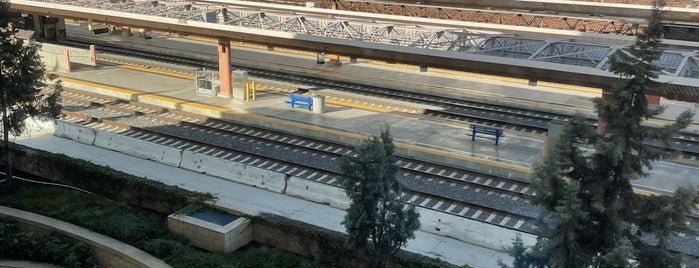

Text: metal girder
xmin=32 ymin=0 xmax=699 ymax=81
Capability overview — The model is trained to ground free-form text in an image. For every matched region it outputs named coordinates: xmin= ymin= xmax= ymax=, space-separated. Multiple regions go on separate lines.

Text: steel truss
xmin=39 ymin=0 xmax=699 ymax=79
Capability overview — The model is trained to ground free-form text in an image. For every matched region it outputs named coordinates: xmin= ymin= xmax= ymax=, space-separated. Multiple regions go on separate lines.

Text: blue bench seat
xmin=470 ymin=124 xmax=504 ymax=145
xmin=284 ymin=93 xmax=313 ymax=111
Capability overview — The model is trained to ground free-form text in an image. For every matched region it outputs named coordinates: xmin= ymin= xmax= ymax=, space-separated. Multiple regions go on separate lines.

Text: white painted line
xmin=485 ymin=214 xmax=496 ymax=222
xmin=432 ymin=201 xmax=444 ymax=209
xmin=420 ymin=198 xmax=432 ymax=206
xmin=514 ymin=220 xmax=524 ymax=229
xmin=458 ymin=207 xmax=470 ymax=216
xmin=446 ymin=204 xmax=457 ymax=213
xmin=500 ymin=216 xmax=511 ymax=226
xmin=471 ymin=210 xmax=483 ymax=219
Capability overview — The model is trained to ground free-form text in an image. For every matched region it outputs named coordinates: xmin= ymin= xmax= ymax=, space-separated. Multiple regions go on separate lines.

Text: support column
xmin=217 ymin=39 xmax=232 ymax=97
xmin=63 ymin=49 xmax=71 ymax=72
xmin=597 ymin=90 xmax=613 ymax=135
xmin=121 ymin=26 xmax=132 ymax=37
xmin=89 ymin=45 xmax=96 ymax=67
xmin=646 ymin=94 xmax=661 ymax=105
xmin=56 ymin=18 xmax=66 ymax=40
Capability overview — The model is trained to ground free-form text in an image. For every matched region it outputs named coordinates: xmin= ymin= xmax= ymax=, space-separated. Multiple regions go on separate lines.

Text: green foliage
xmin=341 ymin=126 xmax=420 ymax=267
xmin=502 ymin=0 xmax=699 ymax=267
xmin=0 ymin=1 xmax=63 ymax=131
xmin=0 ymin=0 xmax=63 ymax=188
xmin=6 ymin=145 xmax=213 ymax=214
xmin=0 ymin=218 xmax=96 ymax=267
xmin=0 ymin=187 xmax=168 ymax=245
xmin=0 ymin=186 xmax=323 ymax=268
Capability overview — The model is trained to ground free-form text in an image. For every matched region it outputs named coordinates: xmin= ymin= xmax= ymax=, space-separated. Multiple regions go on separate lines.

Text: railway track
xmin=59 ymin=88 xmax=540 ymax=233
xmin=59 ymin=37 xmax=699 ymax=160
xmin=47 ymin=35 xmax=699 ymax=258
xmin=57 ymin=83 xmax=699 ymax=257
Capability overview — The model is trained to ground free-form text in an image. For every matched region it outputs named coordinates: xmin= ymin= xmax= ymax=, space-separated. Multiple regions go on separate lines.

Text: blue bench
xmin=471 ymin=124 xmax=504 ymax=145
xmin=284 ymin=93 xmax=313 ymax=111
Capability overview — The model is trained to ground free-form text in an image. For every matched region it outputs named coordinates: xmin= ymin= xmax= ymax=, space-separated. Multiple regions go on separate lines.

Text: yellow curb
xmin=119 ymin=65 xmax=194 ymax=80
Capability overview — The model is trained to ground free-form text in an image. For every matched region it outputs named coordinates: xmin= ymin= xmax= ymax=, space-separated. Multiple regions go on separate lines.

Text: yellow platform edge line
xmin=59 ymin=76 xmax=227 ymax=113
xmin=119 ymin=65 xmax=194 ymax=80
xmin=59 ymin=77 xmax=141 ymax=95
xmin=399 ymin=142 xmax=534 ymax=173
xmin=325 ymin=99 xmax=392 ymax=113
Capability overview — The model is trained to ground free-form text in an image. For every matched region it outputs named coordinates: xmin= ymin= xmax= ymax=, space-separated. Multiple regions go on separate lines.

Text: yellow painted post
xmin=251 ymin=81 xmax=257 ymax=100
xmin=244 ymin=81 xmax=250 ymax=101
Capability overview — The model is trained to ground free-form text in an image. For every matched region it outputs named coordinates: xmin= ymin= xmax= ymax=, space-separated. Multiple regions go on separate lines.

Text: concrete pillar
xmin=217 ymin=39 xmax=232 ymax=97
xmin=63 ymin=49 xmax=71 ymax=72
xmin=646 ymin=94 xmax=661 ymax=105
xmin=32 ymin=14 xmax=43 ymax=37
xmin=597 ymin=90 xmax=614 ymax=135
xmin=56 ymin=18 xmax=66 ymax=40
xmin=544 ymin=120 xmax=566 ymax=158
xmin=231 ymin=70 xmax=248 ymax=100
xmin=528 ymin=79 xmax=537 ymax=86
xmin=316 ymin=52 xmax=325 ymax=64
xmin=267 ymin=45 xmax=274 ymax=51
xmin=349 ymin=56 xmax=357 ymax=63
xmin=419 ymin=65 xmax=428 ymax=72
xmin=121 ymin=26 xmax=132 ymax=37
xmin=89 ymin=45 xmax=96 ymax=67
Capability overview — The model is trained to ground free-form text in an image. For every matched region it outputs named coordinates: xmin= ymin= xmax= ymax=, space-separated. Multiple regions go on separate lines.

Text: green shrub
xmin=0 ymin=218 xmax=96 ymax=268
xmin=141 ymin=238 xmax=190 ymax=259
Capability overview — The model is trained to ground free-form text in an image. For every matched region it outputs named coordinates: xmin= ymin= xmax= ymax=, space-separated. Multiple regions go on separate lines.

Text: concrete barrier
xmin=180 ymin=150 xmax=286 ymax=193
xmin=53 ymin=121 xmax=96 ymax=145
xmin=94 ymin=130 xmax=183 ymax=167
xmin=285 ymin=176 xmax=350 ymax=210
xmin=415 ymin=207 xmax=536 ymax=251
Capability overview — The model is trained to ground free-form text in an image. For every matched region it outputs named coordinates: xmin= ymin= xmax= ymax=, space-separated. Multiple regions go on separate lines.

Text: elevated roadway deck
xmin=9 ymin=0 xmax=699 ymax=101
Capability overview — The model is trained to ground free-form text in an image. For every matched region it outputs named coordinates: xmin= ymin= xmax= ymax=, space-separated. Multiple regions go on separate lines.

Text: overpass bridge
xmin=9 ymin=0 xmax=699 ymax=102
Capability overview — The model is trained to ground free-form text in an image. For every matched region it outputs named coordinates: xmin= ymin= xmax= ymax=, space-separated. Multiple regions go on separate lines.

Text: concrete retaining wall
xmin=416 ymin=207 xmax=536 ymax=251
xmin=0 ymin=206 xmax=170 ymax=268
xmin=180 ymin=150 xmax=286 ymax=193
xmin=48 ymin=117 xmax=533 ymax=253
xmin=38 ymin=43 xmax=65 ymax=69
xmin=285 ymin=176 xmax=350 ymax=210
xmin=54 ymin=121 xmax=96 ymax=145
xmin=93 ymin=130 xmax=183 ymax=167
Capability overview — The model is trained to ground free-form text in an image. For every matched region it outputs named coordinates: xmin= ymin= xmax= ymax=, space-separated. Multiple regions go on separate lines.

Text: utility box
xmin=168 ymin=207 xmax=252 ymax=253
xmin=195 ymin=68 xmax=219 ymax=96
xmin=312 ymin=95 xmax=325 ymax=114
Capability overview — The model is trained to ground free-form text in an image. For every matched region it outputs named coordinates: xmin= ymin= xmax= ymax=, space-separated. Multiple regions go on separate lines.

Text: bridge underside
xmin=9 ymin=0 xmax=699 ymax=102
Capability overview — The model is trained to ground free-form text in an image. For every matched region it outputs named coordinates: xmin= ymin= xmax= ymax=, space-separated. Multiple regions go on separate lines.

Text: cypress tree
xmin=0 ymin=1 xmax=62 ymax=192
xmin=503 ymin=0 xmax=698 ymax=266
xmin=341 ymin=126 xmax=420 ymax=268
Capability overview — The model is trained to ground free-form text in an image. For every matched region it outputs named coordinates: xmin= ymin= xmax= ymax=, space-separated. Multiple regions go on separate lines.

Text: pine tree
xmin=0 ymin=0 xmax=63 ymax=191
xmin=341 ymin=126 xmax=420 ymax=268
xmin=503 ymin=0 xmax=697 ymax=266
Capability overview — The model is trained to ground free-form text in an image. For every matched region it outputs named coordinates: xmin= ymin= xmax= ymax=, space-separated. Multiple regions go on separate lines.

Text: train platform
xmin=13 ymin=26 xmax=699 ymax=267
xmin=60 ymin=25 xmax=699 ymax=194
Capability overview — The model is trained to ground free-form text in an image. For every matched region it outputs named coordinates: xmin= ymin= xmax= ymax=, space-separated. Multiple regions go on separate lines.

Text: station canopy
xmin=45 ymin=0 xmax=699 ymax=79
